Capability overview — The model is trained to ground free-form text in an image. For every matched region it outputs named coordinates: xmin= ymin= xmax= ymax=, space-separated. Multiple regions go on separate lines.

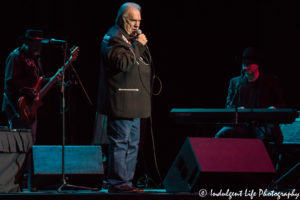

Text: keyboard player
xmin=215 ymin=47 xmax=285 ymax=144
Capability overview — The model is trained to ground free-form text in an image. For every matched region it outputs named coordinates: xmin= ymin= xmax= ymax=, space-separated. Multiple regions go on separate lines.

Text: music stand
xmin=57 ymin=42 xmax=97 ymax=192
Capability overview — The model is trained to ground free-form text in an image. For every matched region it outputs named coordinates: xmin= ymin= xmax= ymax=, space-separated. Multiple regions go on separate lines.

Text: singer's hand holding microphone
xmin=136 ymin=29 xmax=148 ymax=46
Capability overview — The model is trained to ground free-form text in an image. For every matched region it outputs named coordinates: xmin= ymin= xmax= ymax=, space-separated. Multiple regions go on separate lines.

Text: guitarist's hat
xmin=235 ymin=46 xmax=263 ymax=66
xmin=241 ymin=47 xmax=261 ymax=65
xmin=19 ymin=29 xmax=45 ymax=42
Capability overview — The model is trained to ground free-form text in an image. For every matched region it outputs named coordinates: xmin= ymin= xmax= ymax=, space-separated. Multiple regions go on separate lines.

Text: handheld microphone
xmin=136 ymin=29 xmax=148 ymax=47
xmin=137 ymin=29 xmax=142 ymax=35
xmin=241 ymin=68 xmax=246 ymax=76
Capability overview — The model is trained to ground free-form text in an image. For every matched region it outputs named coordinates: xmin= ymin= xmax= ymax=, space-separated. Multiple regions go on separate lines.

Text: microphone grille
xmin=137 ymin=29 xmax=142 ymax=35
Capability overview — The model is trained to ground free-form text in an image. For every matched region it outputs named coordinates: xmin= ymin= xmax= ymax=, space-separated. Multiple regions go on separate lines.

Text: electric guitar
xmin=18 ymin=46 xmax=79 ymax=122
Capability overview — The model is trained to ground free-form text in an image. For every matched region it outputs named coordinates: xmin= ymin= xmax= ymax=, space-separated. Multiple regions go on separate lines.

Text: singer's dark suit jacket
xmin=96 ymin=24 xmax=152 ymax=118
xmin=226 ymin=73 xmax=285 ymax=109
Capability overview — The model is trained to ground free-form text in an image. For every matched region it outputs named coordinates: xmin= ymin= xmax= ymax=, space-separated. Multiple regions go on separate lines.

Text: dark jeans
xmin=215 ymin=125 xmax=266 ymax=139
xmin=107 ymin=117 xmax=140 ymax=187
xmin=215 ymin=124 xmax=282 ymax=143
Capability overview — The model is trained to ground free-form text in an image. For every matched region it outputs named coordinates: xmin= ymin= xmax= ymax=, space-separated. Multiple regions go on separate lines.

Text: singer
xmin=95 ymin=2 xmax=152 ymax=193
xmin=214 ymin=47 xmax=285 ymax=165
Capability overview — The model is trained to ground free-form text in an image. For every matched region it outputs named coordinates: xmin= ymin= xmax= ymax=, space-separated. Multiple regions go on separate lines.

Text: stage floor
xmin=1 ymin=189 xmax=198 ymax=200
xmin=1 ymin=188 xmax=299 ymax=200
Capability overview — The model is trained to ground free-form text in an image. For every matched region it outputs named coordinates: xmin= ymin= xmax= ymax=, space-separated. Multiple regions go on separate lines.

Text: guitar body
xmin=18 ymin=96 xmax=43 ymax=122
xmin=18 ymin=77 xmax=43 ymax=122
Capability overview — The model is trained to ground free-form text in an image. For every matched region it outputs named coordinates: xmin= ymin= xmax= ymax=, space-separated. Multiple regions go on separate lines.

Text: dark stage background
xmin=1 ymin=0 xmax=300 ymax=186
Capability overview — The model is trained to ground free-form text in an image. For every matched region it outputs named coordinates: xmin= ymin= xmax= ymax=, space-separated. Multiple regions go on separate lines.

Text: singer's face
xmin=123 ymin=7 xmax=141 ymax=36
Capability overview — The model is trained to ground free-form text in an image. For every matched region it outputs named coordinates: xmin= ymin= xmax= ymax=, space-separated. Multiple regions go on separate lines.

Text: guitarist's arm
xmin=5 ymin=54 xmax=26 ymax=96
xmin=5 ymin=53 xmax=37 ymax=104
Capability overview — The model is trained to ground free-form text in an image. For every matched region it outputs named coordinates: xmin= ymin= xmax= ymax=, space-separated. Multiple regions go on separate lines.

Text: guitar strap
xmin=3 ymin=92 xmax=20 ymax=119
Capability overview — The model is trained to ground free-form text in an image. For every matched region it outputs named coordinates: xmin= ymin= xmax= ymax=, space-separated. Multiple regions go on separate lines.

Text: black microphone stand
xmin=234 ymin=86 xmax=240 ymax=127
xmin=57 ymin=43 xmax=97 ymax=192
xmin=70 ymin=65 xmax=93 ymax=106
xmin=232 ymin=75 xmax=243 ymax=136
xmin=231 ymin=89 xmax=239 ymax=137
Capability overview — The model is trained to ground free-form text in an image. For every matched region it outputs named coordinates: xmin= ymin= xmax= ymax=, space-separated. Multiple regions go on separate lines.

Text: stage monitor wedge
xmin=32 ymin=145 xmax=104 ymax=189
xmin=163 ymin=137 xmax=275 ymax=192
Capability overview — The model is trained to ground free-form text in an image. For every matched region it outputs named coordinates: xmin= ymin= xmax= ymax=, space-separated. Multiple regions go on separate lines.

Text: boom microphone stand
xmin=57 ymin=43 xmax=96 ymax=192
xmin=232 ymin=72 xmax=245 ymax=135
xmin=70 ymin=65 xmax=93 ymax=106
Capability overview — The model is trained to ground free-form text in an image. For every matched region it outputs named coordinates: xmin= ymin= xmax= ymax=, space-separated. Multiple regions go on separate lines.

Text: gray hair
xmin=115 ymin=2 xmax=141 ymax=25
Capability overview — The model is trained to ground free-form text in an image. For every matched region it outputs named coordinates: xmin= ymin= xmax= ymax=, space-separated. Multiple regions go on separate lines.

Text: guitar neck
xmin=39 ymin=56 xmax=73 ymax=99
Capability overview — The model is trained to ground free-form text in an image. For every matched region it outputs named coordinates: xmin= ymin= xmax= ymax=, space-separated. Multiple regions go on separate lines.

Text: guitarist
xmin=2 ymin=29 xmax=51 ymax=144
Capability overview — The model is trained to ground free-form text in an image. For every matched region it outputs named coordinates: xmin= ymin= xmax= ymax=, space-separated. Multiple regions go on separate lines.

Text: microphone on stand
xmin=42 ymin=38 xmax=67 ymax=44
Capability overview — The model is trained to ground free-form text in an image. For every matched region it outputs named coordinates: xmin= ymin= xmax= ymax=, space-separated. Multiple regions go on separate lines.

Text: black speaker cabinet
xmin=163 ymin=137 xmax=276 ymax=192
xmin=32 ymin=145 xmax=104 ymax=189
xmin=0 ymin=129 xmax=32 ymax=193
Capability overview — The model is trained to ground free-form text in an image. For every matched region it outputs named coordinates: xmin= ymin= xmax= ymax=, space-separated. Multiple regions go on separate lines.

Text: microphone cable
xmin=136 ymin=41 xmax=164 ymax=187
